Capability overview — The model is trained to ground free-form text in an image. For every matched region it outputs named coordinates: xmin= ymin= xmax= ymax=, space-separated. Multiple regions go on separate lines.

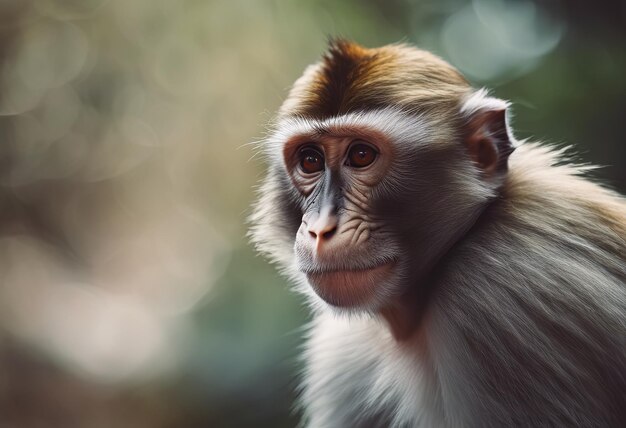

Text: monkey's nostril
xmin=321 ymin=226 xmax=337 ymax=240
xmin=309 ymin=230 xmax=318 ymax=239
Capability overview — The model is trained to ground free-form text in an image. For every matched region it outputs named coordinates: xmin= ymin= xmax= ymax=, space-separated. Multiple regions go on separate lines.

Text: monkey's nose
xmin=308 ymin=223 xmax=338 ymax=241
xmin=307 ymin=211 xmax=338 ymax=249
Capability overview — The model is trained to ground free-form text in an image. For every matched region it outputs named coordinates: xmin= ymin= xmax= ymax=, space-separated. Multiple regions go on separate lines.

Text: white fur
xmin=302 ymin=313 xmax=442 ymax=427
xmin=263 ymin=108 xmax=434 ymax=164
xmin=459 ymin=88 xmax=509 ymax=116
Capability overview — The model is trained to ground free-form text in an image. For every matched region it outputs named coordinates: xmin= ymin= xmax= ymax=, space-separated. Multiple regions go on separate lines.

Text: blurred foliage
xmin=0 ymin=0 xmax=623 ymax=426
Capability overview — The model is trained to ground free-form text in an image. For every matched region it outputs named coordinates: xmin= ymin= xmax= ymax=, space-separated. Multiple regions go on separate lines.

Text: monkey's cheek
xmin=305 ymin=263 xmax=395 ymax=308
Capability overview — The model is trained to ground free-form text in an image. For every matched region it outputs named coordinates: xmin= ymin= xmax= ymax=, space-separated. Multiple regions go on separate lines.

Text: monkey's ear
xmin=460 ymin=90 xmax=515 ymax=176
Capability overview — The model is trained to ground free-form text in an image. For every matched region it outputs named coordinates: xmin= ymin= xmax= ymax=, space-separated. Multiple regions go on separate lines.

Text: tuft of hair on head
xmin=279 ymin=39 xmax=472 ymax=120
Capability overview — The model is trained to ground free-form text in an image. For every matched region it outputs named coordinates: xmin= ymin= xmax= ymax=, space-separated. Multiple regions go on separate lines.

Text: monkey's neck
xmin=379 ymin=284 xmax=430 ymax=342
xmin=380 ymin=199 xmax=499 ymax=342
xmin=380 ymin=306 xmax=418 ymax=342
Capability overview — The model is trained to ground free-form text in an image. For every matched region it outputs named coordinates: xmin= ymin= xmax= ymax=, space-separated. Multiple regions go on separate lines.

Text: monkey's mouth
xmin=304 ymin=261 xmax=396 ymax=307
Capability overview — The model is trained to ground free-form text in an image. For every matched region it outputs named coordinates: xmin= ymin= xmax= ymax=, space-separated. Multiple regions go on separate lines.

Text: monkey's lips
xmin=304 ymin=261 xmax=396 ymax=307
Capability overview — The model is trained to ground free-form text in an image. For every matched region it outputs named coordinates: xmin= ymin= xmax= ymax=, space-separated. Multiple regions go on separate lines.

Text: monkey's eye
xmin=346 ymin=142 xmax=377 ymax=168
xmin=299 ymin=147 xmax=325 ymax=174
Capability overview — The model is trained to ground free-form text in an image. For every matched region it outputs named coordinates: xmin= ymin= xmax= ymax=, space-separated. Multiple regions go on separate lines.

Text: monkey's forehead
xmin=278 ymin=40 xmax=471 ymax=120
xmin=263 ymin=107 xmax=437 ymax=157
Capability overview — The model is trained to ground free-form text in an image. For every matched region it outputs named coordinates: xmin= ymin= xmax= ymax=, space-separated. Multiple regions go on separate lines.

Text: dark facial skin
xmin=283 ymin=130 xmax=404 ymax=309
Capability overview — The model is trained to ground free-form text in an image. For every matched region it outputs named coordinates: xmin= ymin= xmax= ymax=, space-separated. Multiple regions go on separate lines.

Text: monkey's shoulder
xmin=427 ymin=179 xmax=626 ymax=425
xmin=455 ymin=144 xmax=626 ymax=294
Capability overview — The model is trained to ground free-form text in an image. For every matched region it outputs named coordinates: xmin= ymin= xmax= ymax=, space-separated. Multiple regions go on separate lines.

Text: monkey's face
xmin=284 ymin=129 xmax=400 ymax=309
xmin=251 ymin=108 xmax=494 ymax=313
xmin=250 ymin=41 xmax=512 ymax=313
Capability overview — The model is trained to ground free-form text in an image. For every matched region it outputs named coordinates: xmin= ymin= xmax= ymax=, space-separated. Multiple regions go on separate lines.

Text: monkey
xmin=249 ymin=40 xmax=626 ymax=427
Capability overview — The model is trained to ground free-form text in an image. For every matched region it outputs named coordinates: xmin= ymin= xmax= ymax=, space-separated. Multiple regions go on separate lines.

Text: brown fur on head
xmin=279 ymin=39 xmax=471 ymax=120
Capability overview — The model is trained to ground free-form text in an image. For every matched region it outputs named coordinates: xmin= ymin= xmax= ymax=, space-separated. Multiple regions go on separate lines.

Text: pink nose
xmin=308 ymin=218 xmax=338 ymax=241
xmin=306 ymin=209 xmax=338 ymax=250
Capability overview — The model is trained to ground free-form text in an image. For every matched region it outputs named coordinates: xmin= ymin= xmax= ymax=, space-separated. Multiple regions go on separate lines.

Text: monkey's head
xmin=250 ymin=40 xmax=514 ymax=315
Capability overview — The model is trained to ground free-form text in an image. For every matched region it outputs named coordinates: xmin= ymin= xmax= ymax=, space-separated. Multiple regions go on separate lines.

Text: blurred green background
xmin=0 ymin=0 xmax=623 ymax=426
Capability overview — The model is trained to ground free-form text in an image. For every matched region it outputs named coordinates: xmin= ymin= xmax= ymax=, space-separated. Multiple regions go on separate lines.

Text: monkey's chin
xmin=305 ymin=262 xmax=396 ymax=308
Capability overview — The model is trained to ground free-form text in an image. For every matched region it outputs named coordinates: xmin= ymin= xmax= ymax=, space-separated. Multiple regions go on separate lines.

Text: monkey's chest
xmin=302 ymin=315 xmax=441 ymax=428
